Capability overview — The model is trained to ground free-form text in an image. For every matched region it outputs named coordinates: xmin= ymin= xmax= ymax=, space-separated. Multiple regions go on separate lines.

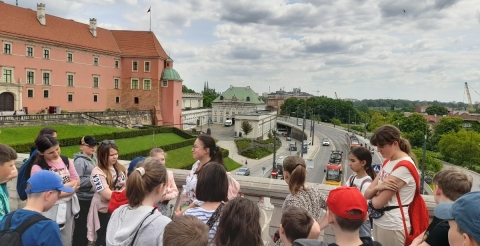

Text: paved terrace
xmin=8 ymin=154 xmax=437 ymax=245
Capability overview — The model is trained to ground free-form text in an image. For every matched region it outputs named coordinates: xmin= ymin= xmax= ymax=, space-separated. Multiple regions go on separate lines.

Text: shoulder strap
xmin=3 ymin=211 xmax=15 ymax=230
xmin=206 ymin=203 xmax=225 ymax=229
xmin=349 ymin=175 xmax=356 ymax=187
xmin=60 ymin=156 xmax=69 ymax=168
xmin=359 ymin=177 xmax=372 ymax=191
xmin=14 ymin=214 xmax=48 ymax=235
xmin=381 ymin=159 xmax=390 ymax=168
xmin=130 ymin=208 xmax=156 ymax=246
xmin=113 ymin=165 xmax=119 ymax=189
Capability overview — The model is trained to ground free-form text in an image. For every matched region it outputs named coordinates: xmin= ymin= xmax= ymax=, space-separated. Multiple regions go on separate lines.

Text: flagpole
xmin=149 ymin=8 xmax=151 ymax=32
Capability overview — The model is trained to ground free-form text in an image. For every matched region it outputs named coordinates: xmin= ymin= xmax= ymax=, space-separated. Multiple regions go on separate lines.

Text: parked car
xmin=235 ymin=167 xmax=250 ymax=176
xmin=286 ymin=136 xmax=291 ymax=141
xmin=322 ymin=138 xmax=330 ymax=146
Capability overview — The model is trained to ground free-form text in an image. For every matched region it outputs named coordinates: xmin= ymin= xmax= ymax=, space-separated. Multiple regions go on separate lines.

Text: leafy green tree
xmin=425 ymin=105 xmax=449 ymax=115
xmin=331 ymin=118 xmax=341 ymax=127
xmin=202 ymin=89 xmax=220 ymax=108
xmin=433 ymin=117 xmax=463 ymax=135
xmin=412 ymin=148 xmax=443 ymax=173
xmin=182 ymin=85 xmax=196 ymax=93
xmin=438 ymin=129 xmax=480 ymax=168
xmin=241 ymin=121 xmax=253 ymax=138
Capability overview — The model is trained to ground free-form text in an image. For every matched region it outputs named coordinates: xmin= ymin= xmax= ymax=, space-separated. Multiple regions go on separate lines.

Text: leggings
xmin=95 ymin=212 xmax=111 ymax=246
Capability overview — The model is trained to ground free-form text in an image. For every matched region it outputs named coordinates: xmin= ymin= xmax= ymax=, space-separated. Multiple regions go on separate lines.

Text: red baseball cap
xmin=327 ymin=186 xmax=367 ymax=220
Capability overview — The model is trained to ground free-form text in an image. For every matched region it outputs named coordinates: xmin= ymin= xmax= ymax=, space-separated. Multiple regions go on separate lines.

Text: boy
xmin=411 ymin=168 xmax=472 ymax=246
xmin=0 ymin=170 xmax=74 ymax=245
xmin=163 ymin=215 xmax=209 ymax=246
xmin=280 ymin=207 xmax=321 ymax=246
xmin=434 ymin=191 xmax=480 ymax=246
xmin=294 ymin=186 xmax=381 ymax=246
xmin=0 ymin=144 xmax=18 ymax=220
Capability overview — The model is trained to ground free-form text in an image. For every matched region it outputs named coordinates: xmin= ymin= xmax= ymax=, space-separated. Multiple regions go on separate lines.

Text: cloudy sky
xmin=10 ymin=0 xmax=480 ymax=102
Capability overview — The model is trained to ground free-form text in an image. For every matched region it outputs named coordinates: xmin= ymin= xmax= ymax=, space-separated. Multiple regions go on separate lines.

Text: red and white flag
xmin=147 ymin=7 xmax=151 ymax=13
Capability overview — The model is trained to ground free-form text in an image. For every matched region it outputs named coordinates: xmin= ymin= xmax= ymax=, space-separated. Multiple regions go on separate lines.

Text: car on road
xmin=235 ymin=167 xmax=250 ymax=176
xmin=286 ymin=136 xmax=291 ymax=141
xmin=322 ymin=138 xmax=330 ymax=146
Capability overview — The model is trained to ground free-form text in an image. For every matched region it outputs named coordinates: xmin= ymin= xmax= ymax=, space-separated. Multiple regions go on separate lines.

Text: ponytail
xmin=126 ymin=157 xmax=167 ymax=208
xmin=283 ymin=156 xmax=306 ymax=195
xmin=398 ymin=137 xmax=418 ymax=166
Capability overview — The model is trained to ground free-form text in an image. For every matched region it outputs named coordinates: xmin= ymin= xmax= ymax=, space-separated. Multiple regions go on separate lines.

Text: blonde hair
xmin=126 ymin=157 xmax=167 ymax=207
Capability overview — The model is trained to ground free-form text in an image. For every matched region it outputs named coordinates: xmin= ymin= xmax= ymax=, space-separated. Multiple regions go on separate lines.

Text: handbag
xmin=206 ymin=203 xmax=225 ymax=229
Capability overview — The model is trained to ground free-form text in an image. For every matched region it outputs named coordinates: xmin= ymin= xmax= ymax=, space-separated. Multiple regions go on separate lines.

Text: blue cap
xmin=25 ymin=170 xmax=74 ymax=194
xmin=434 ymin=191 xmax=480 ymax=242
xmin=128 ymin=157 xmax=146 ymax=176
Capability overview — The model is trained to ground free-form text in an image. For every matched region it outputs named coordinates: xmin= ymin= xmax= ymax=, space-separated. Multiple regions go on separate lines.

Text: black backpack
xmin=0 ymin=211 xmax=49 ymax=246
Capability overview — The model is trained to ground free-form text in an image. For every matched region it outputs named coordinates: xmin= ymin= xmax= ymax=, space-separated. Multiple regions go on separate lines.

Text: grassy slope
xmin=166 ymin=146 xmax=242 ymax=172
xmin=60 ymin=133 xmax=185 ymax=157
xmin=0 ymin=125 xmax=132 ymax=145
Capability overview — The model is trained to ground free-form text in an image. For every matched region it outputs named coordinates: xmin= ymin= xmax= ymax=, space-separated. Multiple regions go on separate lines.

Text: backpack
xmin=16 ymin=151 xmax=69 ymax=201
xmin=348 ymin=175 xmax=372 ymax=192
xmin=0 ymin=211 xmax=49 ymax=246
xmin=383 ymin=159 xmax=430 ymax=246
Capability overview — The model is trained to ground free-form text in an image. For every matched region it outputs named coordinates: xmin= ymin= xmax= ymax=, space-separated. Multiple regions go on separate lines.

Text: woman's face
xmin=107 ymin=148 xmax=118 ymax=166
xmin=349 ymin=153 xmax=365 ymax=173
xmin=41 ymin=145 xmax=60 ymax=161
xmin=192 ymin=139 xmax=209 ymax=160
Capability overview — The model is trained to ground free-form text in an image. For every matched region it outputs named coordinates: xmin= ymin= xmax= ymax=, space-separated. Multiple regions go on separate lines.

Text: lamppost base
xmin=207 ymin=128 xmax=211 ymax=135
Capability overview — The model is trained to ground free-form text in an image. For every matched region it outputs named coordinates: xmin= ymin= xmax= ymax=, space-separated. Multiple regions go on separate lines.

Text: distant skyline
xmin=9 ymin=0 xmax=480 ymax=102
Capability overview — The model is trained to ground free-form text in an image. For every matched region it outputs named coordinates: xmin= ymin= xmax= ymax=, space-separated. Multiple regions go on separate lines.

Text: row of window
xmin=1 ymin=68 xmax=161 ymax=89
xmin=26 ymin=89 xmax=141 ymax=105
xmin=3 ymin=42 xmax=152 ymax=71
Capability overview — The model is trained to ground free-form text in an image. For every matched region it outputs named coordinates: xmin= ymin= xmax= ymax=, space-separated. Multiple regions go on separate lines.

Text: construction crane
xmin=465 ymin=82 xmax=474 ymax=111
xmin=335 ymin=92 xmax=338 ymax=100
xmin=474 ymin=89 xmax=480 ymax=109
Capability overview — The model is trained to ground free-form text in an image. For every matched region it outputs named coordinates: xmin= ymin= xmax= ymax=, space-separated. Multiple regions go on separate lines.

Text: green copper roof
xmin=166 ymin=58 xmax=173 ymax=62
xmin=162 ymin=68 xmax=183 ymax=81
xmin=212 ymin=86 xmax=265 ymax=104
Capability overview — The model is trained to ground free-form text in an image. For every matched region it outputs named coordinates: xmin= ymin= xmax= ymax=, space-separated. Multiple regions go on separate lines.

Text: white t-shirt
xmin=374 ymin=157 xmax=417 ymax=230
xmin=347 ymin=175 xmax=372 ymax=195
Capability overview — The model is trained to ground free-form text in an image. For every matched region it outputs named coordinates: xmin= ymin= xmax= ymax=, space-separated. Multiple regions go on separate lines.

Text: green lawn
xmin=0 ymin=125 xmax=133 ymax=145
xmin=60 ymin=133 xmax=186 ymax=157
xmin=165 ymin=146 xmax=242 ymax=172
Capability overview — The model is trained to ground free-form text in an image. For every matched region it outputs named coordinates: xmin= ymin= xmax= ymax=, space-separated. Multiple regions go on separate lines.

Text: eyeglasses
xmin=192 ymin=145 xmax=204 ymax=149
xmin=100 ymin=140 xmax=115 ymax=145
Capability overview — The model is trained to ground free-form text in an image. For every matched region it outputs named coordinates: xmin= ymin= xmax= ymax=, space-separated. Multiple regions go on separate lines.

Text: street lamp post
xmin=348 ymin=110 xmax=351 ymax=132
xmin=420 ymin=125 xmax=427 ymax=194
xmin=301 ymin=107 xmax=306 ymax=158
xmin=273 ymin=114 xmax=278 ymax=172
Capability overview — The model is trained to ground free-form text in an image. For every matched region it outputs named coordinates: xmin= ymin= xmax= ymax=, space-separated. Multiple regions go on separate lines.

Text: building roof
xmin=213 ymin=86 xmax=265 ymax=104
xmin=0 ymin=2 xmax=121 ymax=55
xmin=111 ymin=30 xmax=169 ymax=58
xmin=162 ymin=68 xmax=183 ymax=81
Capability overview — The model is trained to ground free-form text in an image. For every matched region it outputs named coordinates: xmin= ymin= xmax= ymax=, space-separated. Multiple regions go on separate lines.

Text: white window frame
xmin=115 ymin=96 xmax=120 ymax=104
xmin=42 ymin=71 xmax=51 ymax=85
xmin=67 ymin=93 xmax=74 ymax=102
xmin=93 ymin=94 xmax=98 ymax=102
xmin=43 ymin=89 xmax=50 ymax=98
xmin=93 ymin=75 xmax=99 ymax=88
xmin=3 ymin=41 xmax=12 ymax=54
xmin=26 ymin=46 xmax=34 ymax=57
xmin=144 ymin=61 xmax=150 ymax=72
xmin=27 ymin=88 xmax=34 ymax=98
xmin=2 ymin=67 xmax=14 ymax=83
xmin=161 ymin=80 xmax=168 ymax=87
xmin=131 ymin=78 xmax=139 ymax=89
xmin=43 ymin=48 xmax=50 ymax=59
xmin=143 ymin=79 xmax=151 ymax=90
xmin=67 ymin=73 xmax=74 ymax=87
xmin=132 ymin=61 xmax=138 ymax=71
xmin=26 ymin=69 xmax=35 ymax=84
xmin=115 ymin=59 xmax=120 ymax=68
xmin=114 ymin=78 xmax=120 ymax=89
xmin=67 ymin=52 xmax=73 ymax=62
xmin=93 ymin=56 xmax=99 ymax=66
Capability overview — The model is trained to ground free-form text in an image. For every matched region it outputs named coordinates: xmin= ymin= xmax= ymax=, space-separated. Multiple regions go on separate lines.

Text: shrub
xmin=235 ymin=139 xmax=251 ymax=151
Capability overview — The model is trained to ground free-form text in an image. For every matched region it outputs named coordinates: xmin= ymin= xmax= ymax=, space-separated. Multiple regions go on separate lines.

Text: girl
xmin=275 ymin=155 xmax=327 ymax=245
xmin=347 ymin=146 xmax=376 ymax=242
xmin=364 ymin=125 xmax=418 ymax=246
xmin=213 ymin=197 xmax=263 ymax=246
xmin=31 ymin=135 xmax=80 ymax=246
xmin=176 ymin=135 xmax=239 ymax=216
xmin=184 ymin=162 xmax=228 ymax=243
xmin=106 ymin=157 xmax=172 ymax=246
xmin=88 ymin=140 xmax=127 ymax=246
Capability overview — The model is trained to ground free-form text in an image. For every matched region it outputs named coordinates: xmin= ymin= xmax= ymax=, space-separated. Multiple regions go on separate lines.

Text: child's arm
xmin=91 ymin=172 xmax=114 ymax=201
xmin=409 ymin=231 xmax=425 ymax=246
xmin=162 ymin=170 xmax=178 ymax=201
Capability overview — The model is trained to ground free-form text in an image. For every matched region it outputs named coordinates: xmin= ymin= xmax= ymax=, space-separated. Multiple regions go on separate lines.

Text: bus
xmin=324 ymin=164 xmax=342 ymax=186
xmin=345 ymin=133 xmax=360 ymax=150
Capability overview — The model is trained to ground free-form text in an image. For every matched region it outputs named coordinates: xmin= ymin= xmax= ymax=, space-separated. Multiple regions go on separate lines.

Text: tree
xmin=331 ymin=118 xmax=341 ymax=127
xmin=396 ymin=113 xmax=429 ymax=148
xmin=425 ymin=105 xmax=449 ymax=116
xmin=202 ymin=89 xmax=220 ymax=108
xmin=182 ymin=85 xmax=196 ymax=93
xmin=241 ymin=121 xmax=253 ymax=138
xmin=433 ymin=117 xmax=464 ymax=135
xmin=412 ymin=148 xmax=443 ymax=173
xmin=438 ymin=129 xmax=480 ymax=168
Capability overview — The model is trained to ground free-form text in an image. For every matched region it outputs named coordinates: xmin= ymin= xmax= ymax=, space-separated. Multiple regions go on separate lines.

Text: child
xmin=106 ymin=157 xmax=171 ymax=246
xmin=347 ymin=146 xmax=376 ymax=242
xmin=31 ymin=136 xmax=80 ymax=246
xmin=87 ymin=140 xmax=127 ymax=245
xmin=163 ymin=215 xmax=209 ymax=246
xmin=0 ymin=170 xmax=74 ymax=245
xmin=410 ymin=168 xmax=472 ymax=246
xmin=279 ymin=206 xmax=321 ymax=246
xmin=150 ymin=148 xmax=178 ymax=216
xmin=73 ymin=136 xmax=98 ymax=246
xmin=0 ymin=144 xmax=18 ymax=220
xmin=364 ymin=125 xmax=418 ymax=246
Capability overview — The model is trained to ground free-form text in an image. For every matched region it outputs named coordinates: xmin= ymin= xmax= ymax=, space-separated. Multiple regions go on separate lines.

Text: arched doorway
xmin=0 ymin=92 xmax=14 ymax=111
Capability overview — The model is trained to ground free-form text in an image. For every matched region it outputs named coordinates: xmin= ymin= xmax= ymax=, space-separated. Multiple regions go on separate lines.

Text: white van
xmin=224 ymin=119 xmax=232 ymax=127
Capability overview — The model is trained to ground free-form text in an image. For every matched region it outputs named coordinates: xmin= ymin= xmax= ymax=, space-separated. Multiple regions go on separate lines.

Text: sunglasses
xmin=100 ymin=140 xmax=115 ymax=145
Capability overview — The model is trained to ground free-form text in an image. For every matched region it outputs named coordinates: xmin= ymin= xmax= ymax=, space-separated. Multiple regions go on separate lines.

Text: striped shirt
xmin=184 ymin=207 xmax=219 ymax=243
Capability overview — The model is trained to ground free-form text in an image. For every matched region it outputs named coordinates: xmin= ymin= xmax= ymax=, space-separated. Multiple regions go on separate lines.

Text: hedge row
xmin=118 ymin=138 xmax=196 ymax=160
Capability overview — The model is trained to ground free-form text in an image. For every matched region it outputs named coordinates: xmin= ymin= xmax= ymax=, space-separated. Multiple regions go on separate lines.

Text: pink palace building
xmin=0 ymin=2 xmax=183 ymax=126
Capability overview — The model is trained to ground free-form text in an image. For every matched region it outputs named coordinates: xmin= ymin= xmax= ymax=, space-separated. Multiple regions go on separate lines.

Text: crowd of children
xmin=0 ymin=125 xmax=479 ymax=246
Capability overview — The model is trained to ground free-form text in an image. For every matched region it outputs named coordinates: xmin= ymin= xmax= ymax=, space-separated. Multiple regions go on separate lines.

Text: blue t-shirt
xmin=0 ymin=209 xmax=62 ymax=246
xmin=0 ymin=183 xmax=10 ymax=220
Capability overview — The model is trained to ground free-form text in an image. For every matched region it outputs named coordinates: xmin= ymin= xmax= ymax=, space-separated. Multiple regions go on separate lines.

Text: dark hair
xmin=34 ymin=135 xmax=60 ymax=170
xmin=0 ymin=144 xmax=17 ymax=166
xmin=350 ymin=147 xmax=376 ymax=180
xmin=36 ymin=127 xmax=57 ymax=139
xmin=333 ymin=210 xmax=366 ymax=232
xmin=282 ymin=156 xmax=306 ymax=195
xmin=281 ymin=207 xmax=314 ymax=244
xmin=433 ymin=168 xmax=472 ymax=201
xmin=213 ymin=197 xmax=263 ymax=246
xmin=163 ymin=215 xmax=209 ymax=246
xmin=97 ymin=142 xmax=126 ymax=190
xmin=196 ymin=162 xmax=228 ymax=202
xmin=197 ymin=135 xmax=224 ymax=165
xmin=127 ymin=157 xmax=167 ymax=207
xmin=370 ymin=125 xmax=418 ymax=165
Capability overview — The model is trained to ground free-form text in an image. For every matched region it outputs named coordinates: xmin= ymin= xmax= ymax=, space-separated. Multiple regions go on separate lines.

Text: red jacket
xmin=108 ymin=190 xmax=128 ymax=214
